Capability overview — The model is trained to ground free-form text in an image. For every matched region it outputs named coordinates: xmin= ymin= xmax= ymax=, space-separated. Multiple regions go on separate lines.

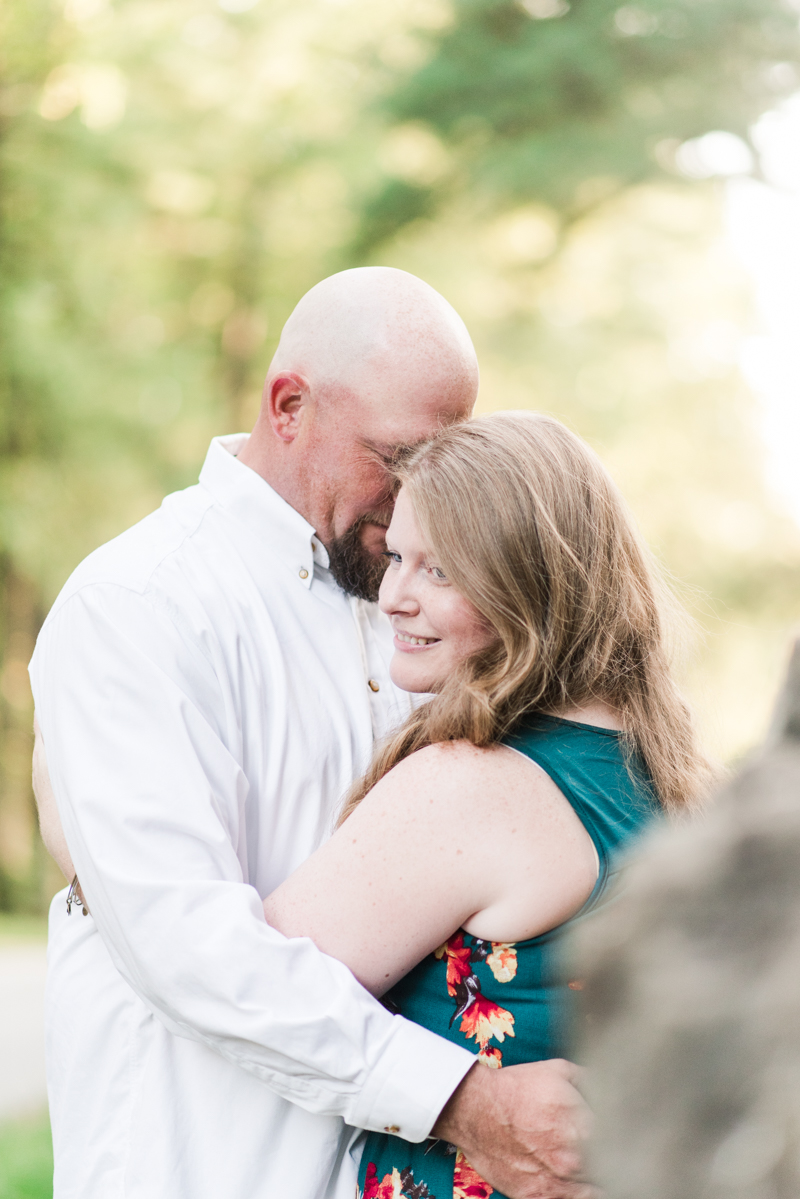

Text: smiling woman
xmin=263 ymin=410 xmax=712 ymax=1199
xmin=380 ymin=488 xmax=496 ymax=693
xmin=340 ymin=410 xmax=713 ymax=821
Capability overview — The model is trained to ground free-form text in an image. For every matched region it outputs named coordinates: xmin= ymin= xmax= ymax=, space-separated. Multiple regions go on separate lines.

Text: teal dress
xmin=357 ymin=714 xmax=660 ymax=1199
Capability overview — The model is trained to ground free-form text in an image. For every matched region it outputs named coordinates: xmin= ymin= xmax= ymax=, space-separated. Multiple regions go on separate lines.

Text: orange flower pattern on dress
xmin=435 ymin=934 xmax=473 ymax=996
xmin=453 ymin=1150 xmax=494 ymax=1198
xmin=362 ymin=933 xmax=517 ymax=1199
xmin=485 ymin=943 xmax=517 ymax=983
xmin=436 ymin=933 xmax=515 ymax=1053
xmin=458 ymin=991 xmax=515 ymax=1050
xmin=477 ymin=1045 xmax=503 ymax=1068
xmin=361 ymin=1161 xmax=434 ymax=1199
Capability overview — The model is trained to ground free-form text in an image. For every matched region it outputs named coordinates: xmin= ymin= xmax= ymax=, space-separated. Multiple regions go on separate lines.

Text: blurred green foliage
xmin=0 ymin=0 xmax=799 ymax=910
xmin=0 ymin=1111 xmax=52 ymax=1199
xmin=355 ymin=0 xmax=800 ymax=249
xmin=0 ymin=913 xmax=47 ymax=942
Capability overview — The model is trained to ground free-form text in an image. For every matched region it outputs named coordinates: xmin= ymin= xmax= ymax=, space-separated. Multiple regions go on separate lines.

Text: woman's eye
xmin=430 ymin=566 xmax=447 ymax=581
xmin=382 ymin=550 xmax=402 ymax=565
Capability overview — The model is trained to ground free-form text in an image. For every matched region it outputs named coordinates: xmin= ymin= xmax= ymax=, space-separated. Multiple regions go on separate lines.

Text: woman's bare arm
xmin=33 ymin=714 xmax=75 ymax=881
xmin=263 ymin=740 xmax=597 ymax=997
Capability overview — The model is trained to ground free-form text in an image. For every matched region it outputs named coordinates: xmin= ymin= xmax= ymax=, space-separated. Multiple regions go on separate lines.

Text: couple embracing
xmin=31 ymin=267 xmax=708 ymax=1199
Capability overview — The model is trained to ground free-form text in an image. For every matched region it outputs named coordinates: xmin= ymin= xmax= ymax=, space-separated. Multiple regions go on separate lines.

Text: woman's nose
xmin=379 ymin=566 xmax=420 ymax=616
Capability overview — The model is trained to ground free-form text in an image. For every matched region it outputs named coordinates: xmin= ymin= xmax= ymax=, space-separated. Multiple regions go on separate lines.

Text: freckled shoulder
xmin=360 ymin=738 xmax=558 ymax=829
xmin=408 ymin=739 xmax=552 ymax=787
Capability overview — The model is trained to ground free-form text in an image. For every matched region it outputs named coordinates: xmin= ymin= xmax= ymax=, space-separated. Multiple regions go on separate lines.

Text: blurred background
xmin=1 ymin=0 xmax=800 ymax=1188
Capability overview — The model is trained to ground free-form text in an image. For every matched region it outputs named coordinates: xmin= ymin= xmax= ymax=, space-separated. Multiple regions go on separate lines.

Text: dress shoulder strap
xmin=503 ymin=714 xmax=659 ymax=913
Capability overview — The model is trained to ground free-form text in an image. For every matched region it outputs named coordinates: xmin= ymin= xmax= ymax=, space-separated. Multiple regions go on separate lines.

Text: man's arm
xmin=33 ymin=587 xmax=593 ymax=1199
xmin=35 ymin=726 xmax=594 ymax=1199
xmin=31 ymin=583 xmax=473 ymax=1141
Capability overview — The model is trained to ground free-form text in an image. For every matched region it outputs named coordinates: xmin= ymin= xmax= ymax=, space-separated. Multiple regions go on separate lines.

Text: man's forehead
xmin=358 ymin=404 xmax=468 ymax=449
xmin=359 ymin=423 xmax=448 ymax=461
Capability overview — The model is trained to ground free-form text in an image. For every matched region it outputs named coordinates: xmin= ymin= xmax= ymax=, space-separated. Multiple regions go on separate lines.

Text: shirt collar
xmin=198 ymin=434 xmax=329 ymax=589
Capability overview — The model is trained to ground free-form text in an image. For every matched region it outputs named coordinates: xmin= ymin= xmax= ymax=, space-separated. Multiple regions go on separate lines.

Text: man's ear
xmin=266 ymin=373 xmax=311 ymax=443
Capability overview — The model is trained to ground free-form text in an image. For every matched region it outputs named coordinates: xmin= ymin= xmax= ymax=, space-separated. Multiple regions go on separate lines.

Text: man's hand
xmin=432 ymin=1058 xmax=597 ymax=1199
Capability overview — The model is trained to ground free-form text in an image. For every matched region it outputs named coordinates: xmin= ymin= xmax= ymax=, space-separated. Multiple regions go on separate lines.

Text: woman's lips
xmin=393 ymin=631 xmax=441 ymax=652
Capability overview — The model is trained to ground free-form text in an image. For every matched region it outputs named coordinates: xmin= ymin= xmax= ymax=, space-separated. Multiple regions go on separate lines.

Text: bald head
xmin=269 ymin=266 xmax=478 ymax=408
xmin=239 ymin=267 xmax=478 ymax=600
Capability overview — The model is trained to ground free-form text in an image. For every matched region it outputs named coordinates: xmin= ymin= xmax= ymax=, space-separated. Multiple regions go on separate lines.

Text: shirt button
xmin=384 ymin=1125 xmax=400 ymax=1134
xmin=299 ymin=568 xmax=309 ymax=580
xmin=368 ymin=679 xmax=380 ymax=692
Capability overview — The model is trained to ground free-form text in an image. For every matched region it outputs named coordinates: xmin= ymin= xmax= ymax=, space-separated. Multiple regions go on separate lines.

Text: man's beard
xmin=326 ymin=513 xmax=390 ymax=602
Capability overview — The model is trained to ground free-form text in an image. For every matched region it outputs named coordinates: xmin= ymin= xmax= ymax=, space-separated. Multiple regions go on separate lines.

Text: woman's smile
xmin=393 ymin=629 xmax=441 ymax=650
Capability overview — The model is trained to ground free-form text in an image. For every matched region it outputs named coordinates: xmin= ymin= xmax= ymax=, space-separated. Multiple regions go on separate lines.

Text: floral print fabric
xmin=355 ymin=714 xmax=661 ymax=1199
xmin=359 ymin=1151 xmax=494 ymax=1199
xmin=358 ymin=932 xmax=521 ymax=1198
xmin=435 ymin=933 xmax=517 ymax=1065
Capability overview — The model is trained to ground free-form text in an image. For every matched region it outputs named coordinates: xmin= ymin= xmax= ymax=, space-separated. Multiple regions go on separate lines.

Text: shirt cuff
xmin=346 ymin=1015 xmax=475 ymax=1143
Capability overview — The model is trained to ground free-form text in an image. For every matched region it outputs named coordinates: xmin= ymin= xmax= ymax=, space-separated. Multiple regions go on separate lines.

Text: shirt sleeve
xmin=29 ymin=583 xmax=474 ymax=1142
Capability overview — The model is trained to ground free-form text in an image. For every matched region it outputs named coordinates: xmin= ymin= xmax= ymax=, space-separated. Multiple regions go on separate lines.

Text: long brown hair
xmin=340 ymin=412 xmax=712 ymax=821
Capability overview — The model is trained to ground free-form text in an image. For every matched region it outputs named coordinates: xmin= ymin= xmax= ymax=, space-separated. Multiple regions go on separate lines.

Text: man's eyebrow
xmin=360 ymin=440 xmax=417 ymax=465
xmin=360 ymin=440 xmax=408 ymax=461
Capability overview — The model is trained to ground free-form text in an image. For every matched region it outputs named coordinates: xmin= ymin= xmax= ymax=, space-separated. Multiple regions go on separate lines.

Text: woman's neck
xmin=549 ymin=700 xmax=624 ymax=731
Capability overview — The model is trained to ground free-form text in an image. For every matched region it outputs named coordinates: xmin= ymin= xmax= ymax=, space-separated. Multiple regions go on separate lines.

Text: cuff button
xmin=384 ymin=1125 xmax=400 ymax=1134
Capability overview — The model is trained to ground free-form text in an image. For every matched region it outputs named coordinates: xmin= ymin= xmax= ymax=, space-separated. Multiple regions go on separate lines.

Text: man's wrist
xmin=431 ymin=1061 xmax=489 ymax=1147
xmin=347 ymin=1017 xmax=475 ymax=1143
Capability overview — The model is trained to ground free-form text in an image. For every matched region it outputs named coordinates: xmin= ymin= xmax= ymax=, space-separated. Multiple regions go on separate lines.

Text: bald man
xmin=31 ymin=268 xmax=591 ymax=1199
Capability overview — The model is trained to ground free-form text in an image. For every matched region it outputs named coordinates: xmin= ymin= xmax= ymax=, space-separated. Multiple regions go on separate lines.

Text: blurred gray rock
xmin=579 ymin=640 xmax=800 ymax=1199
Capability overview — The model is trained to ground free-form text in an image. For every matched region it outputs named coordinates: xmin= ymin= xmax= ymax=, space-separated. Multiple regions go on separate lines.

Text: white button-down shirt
xmin=29 ymin=435 xmax=473 ymax=1199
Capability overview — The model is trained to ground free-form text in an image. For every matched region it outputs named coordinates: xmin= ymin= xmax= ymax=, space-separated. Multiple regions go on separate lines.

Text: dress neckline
xmin=520 ymin=711 xmax=623 ymax=738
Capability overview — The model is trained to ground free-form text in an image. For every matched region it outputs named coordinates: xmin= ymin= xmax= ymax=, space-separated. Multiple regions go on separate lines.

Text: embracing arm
xmin=263 ymin=740 xmax=597 ymax=996
xmin=30 ymin=585 xmax=473 ymax=1141
xmin=265 ymin=744 xmax=494 ymax=995
xmin=264 ymin=742 xmax=599 ymax=1199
